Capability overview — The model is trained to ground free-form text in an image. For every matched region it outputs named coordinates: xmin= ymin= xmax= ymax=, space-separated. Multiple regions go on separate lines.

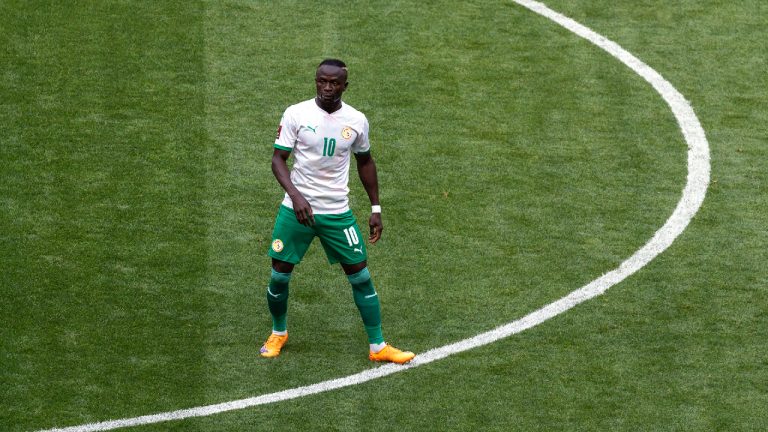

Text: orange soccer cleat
xmin=260 ymin=333 xmax=288 ymax=358
xmin=369 ymin=344 xmax=415 ymax=364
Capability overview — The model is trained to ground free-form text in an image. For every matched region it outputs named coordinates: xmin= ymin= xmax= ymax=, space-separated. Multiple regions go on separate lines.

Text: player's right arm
xmin=271 ymin=148 xmax=314 ymax=226
xmin=273 ymin=106 xmax=314 ymax=226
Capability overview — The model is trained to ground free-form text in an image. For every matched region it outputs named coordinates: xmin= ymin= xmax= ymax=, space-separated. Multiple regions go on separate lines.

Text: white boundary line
xmin=38 ymin=1 xmax=710 ymax=431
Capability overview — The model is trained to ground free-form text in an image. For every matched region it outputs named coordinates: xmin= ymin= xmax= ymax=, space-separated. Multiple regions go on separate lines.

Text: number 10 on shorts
xmin=343 ymin=227 xmax=359 ymax=246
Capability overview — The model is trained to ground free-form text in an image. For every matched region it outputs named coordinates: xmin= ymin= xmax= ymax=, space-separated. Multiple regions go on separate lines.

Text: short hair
xmin=318 ymin=58 xmax=347 ymax=69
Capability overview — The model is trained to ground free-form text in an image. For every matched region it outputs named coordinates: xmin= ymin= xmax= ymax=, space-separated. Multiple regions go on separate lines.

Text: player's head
xmin=315 ymin=58 xmax=348 ymax=111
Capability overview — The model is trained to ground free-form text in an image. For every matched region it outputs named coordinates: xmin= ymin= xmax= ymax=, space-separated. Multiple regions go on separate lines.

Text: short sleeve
xmin=274 ymin=107 xmax=297 ymax=151
xmin=351 ymin=117 xmax=371 ymax=154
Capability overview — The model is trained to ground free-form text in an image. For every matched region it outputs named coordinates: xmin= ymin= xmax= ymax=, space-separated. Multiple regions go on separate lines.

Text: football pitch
xmin=1 ymin=1 xmax=766 ymax=431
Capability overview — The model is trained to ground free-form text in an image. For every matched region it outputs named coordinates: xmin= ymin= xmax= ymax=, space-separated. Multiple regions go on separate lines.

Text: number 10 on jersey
xmin=323 ymin=137 xmax=336 ymax=157
xmin=343 ymin=227 xmax=359 ymax=246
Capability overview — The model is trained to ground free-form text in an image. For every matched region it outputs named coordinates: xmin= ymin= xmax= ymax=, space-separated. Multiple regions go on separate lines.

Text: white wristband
xmin=371 ymin=205 xmax=382 ymax=214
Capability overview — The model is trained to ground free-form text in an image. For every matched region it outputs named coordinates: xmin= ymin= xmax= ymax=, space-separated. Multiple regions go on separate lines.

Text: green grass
xmin=1 ymin=1 xmax=766 ymax=431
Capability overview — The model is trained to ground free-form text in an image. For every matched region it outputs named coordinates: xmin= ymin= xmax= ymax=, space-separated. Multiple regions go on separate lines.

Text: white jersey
xmin=274 ymin=99 xmax=371 ymax=214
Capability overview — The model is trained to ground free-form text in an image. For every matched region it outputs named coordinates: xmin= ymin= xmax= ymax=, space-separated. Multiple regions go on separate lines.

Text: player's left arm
xmin=355 ymin=151 xmax=383 ymax=243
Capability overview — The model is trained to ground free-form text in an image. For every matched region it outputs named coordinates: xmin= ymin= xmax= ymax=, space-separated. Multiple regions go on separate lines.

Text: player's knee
xmin=347 ymin=267 xmax=371 ymax=288
xmin=271 ymin=269 xmax=291 ymax=284
xmin=269 ymin=269 xmax=291 ymax=298
xmin=342 ymin=261 xmax=367 ymax=276
xmin=272 ymin=259 xmax=294 ymax=274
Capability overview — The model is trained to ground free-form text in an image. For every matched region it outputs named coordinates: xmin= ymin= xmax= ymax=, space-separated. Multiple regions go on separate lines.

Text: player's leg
xmin=260 ymin=259 xmax=292 ymax=358
xmin=317 ymin=212 xmax=414 ymax=364
xmin=342 ymin=261 xmax=384 ymax=348
xmin=341 ymin=261 xmax=414 ymax=364
xmin=261 ymin=206 xmax=314 ymax=358
xmin=267 ymin=259 xmax=293 ymax=334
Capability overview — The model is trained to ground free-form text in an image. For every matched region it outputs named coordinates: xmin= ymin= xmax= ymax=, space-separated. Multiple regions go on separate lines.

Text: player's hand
xmin=369 ymin=213 xmax=383 ymax=243
xmin=291 ymin=195 xmax=315 ymax=226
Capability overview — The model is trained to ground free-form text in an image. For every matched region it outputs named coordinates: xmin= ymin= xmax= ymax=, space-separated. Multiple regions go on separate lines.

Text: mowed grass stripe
xmin=1 ymin=2 xmax=210 ymax=430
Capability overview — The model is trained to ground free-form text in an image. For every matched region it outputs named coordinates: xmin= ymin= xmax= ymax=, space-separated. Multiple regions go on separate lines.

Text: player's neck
xmin=315 ymin=97 xmax=342 ymax=114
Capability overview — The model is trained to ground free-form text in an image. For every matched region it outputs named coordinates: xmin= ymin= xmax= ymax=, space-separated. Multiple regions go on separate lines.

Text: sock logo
xmin=271 ymin=239 xmax=284 ymax=253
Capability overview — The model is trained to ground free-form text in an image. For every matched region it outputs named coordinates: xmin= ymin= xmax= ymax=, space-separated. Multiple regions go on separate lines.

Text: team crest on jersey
xmin=271 ymin=239 xmax=284 ymax=253
xmin=341 ymin=126 xmax=353 ymax=140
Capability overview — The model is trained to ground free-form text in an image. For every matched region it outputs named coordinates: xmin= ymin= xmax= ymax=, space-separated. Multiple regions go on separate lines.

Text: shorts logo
xmin=341 ymin=126 xmax=353 ymax=140
xmin=276 ymin=125 xmax=282 ymax=139
xmin=271 ymin=239 xmax=284 ymax=253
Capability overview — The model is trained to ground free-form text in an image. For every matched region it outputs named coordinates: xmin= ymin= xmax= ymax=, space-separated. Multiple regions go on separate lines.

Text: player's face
xmin=315 ymin=65 xmax=348 ymax=111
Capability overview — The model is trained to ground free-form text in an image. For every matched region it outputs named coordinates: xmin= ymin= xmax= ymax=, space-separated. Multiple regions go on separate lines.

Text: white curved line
xmin=38 ymin=1 xmax=710 ymax=431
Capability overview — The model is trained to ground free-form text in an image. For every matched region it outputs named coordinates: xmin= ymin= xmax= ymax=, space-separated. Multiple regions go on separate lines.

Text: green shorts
xmin=268 ymin=205 xmax=368 ymax=265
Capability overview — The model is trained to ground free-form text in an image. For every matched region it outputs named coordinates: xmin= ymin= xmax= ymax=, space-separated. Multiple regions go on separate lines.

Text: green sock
xmin=267 ymin=269 xmax=291 ymax=332
xmin=348 ymin=267 xmax=384 ymax=344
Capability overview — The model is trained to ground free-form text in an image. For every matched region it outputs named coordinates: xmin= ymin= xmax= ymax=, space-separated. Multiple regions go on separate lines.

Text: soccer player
xmin=260 ymin=59 xmax=415 ymax=364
